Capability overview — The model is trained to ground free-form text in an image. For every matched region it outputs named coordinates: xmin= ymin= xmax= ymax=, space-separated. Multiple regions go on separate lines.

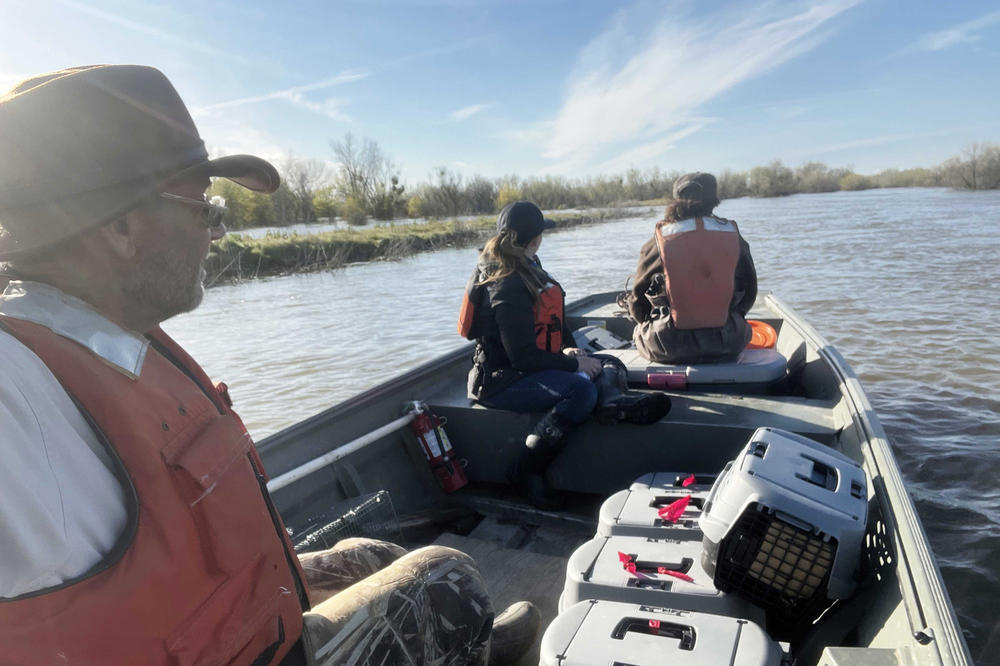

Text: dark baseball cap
xmin=0 ymin=65 xmax=281 ymax=260
xmin=496 ymin=200 xmax=556 ymax=245
xmin=672 ymin=172 xmax=718 ymax=203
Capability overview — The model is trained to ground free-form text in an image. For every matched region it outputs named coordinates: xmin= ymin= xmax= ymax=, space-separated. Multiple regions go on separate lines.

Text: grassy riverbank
xmin=204 ymin=209 xmax=627 ymax=285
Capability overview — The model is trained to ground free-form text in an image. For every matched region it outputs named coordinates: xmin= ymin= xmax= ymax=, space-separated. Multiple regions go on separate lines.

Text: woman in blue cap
xmin=462 ymin=201 xmax=602 ymax=507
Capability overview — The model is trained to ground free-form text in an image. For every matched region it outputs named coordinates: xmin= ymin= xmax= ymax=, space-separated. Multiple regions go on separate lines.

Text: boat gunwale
xmin=765 ymin=292 xmax=971 ymax=664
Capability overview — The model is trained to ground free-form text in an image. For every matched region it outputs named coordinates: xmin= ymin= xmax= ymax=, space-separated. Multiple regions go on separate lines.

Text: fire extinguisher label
xmin=424 ymin=429 xmax=443 ymax=458
xmin=437 ymin=427 xmax=453 ymax=452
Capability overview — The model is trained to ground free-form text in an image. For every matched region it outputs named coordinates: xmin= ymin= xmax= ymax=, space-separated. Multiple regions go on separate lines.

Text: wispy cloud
xmin=810 ymin=121 xmax=1000 ymax=155
xmin=192 ymin=35 xmax=482 ymax=122
xmin=193 ymin=71 xmax=370 ymax=119
xmin=198 ymin=118 xmax=288 ymax=164
xmin=905 ymin=10 xmax=1000 ymax=53
xmin=541 ymin=0 xmax=861 ymax=171
xmin=379 ymin=35 xmax=494 ymax=69
xmin=448 ymin=104 xmax=490 ymax=122
xmin=594 ymin=121 xmax=713 ymax=174
xmin=812 ymin=131 xmax=934 ymax=154
xmin=55 ymin=0 xmax=253 ymax=65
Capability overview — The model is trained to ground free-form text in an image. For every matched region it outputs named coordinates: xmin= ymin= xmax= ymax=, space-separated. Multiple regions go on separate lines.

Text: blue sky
xmin=1 ymin=0 xmax=998 ymax=184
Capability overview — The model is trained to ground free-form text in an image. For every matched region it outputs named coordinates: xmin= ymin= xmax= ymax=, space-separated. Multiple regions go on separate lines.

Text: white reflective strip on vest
xmin=659 ymin=216 xmax=737 ymax=237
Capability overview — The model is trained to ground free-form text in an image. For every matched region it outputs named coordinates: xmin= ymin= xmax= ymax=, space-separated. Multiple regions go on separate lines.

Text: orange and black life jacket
xmin=458 ymin=266 xmax=565 ymax=352
xmin=0 ymin=317 xmax=308 ymax=666
xmin=654 ymin=216 xmax=740 ymax=330
xmin=534 ymin=283 xmax=564 ymax=352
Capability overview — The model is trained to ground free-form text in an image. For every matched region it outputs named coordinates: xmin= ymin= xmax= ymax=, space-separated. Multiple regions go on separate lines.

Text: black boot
xmin=593 ymin=354 xmax=672 ymax=425
xmin=510 ymin=409 xmax=571 ymax=510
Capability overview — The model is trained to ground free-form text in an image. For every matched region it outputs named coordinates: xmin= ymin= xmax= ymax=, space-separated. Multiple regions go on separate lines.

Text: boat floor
xmin=432 ymin=514 xmax=590 ymax=666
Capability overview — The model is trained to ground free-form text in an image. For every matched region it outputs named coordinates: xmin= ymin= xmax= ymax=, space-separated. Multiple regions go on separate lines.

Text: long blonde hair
xmin=476 ymin=230 xmax=545 ymax=295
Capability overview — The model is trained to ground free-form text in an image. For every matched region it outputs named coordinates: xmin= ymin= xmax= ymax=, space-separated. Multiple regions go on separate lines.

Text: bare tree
xmin=961 ymin=142 xmax=982 ymax=190
xmin=330 ymin=133 xmax=400 ymax=217
xmin=426 ymin=167 xmax=464 ymax=217
xmin=464 ymin=176 xmax=497 ymax=214
xmin=282 ymin=155 xmax=329 ymax=223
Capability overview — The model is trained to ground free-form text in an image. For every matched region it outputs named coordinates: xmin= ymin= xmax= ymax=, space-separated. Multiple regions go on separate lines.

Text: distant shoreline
xmin=205 ymin=208 xmax=626 ymax=286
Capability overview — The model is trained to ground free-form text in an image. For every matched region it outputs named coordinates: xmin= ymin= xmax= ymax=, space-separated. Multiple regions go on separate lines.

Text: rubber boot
xmin=488 ymin=601 xmax=541 ymax=665
xmin=593 ymin=354 xmax=672 ymax=425
xmin=510 ymin=409 xmax=571 ymax=510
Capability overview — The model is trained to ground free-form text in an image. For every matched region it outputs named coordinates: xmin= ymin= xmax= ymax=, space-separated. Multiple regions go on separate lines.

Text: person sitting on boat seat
xmin=625 ymin=172 xmax=758 ymax=364
xmin=0 ymin=65 xmax=537 ymax=666
xmin=462 ymin=201 xmax=601 ymax=508
xmin=462 ymin=201 xmax=669 ymax=508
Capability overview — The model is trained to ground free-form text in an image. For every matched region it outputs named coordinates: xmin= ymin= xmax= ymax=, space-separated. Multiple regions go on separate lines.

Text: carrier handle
xmin=610 ymin=618 xmax=695 ymax=650
xmin=630 ymin=555 xmax=694 ymax=575
xmin=673 ymin=473 xmax=715 ymax=487
xmin=795 ymin=455 xmax=838 ymax=491
xmin=650 ymin=495 xmax=705 ymax=510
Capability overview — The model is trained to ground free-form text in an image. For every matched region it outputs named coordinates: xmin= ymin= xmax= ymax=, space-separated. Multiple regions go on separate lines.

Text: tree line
xmin=209 ymin=137 xmax=1000 ymax=231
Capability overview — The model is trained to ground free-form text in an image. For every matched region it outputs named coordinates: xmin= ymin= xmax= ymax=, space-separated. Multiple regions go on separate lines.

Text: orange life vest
xmin=0 ymin=317 xmax=308 ymax=666
xmin=534 ymin=283 xmax=564 ymax=352
xmin=458 ymin=267 xmax=484 ymax=340
xmin=459 ymin=267 xmax=565 ymax=353
xmin=654 ymin=216 xmax=740 ymax=330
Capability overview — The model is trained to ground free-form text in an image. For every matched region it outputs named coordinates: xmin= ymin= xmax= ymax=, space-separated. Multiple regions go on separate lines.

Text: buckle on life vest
xmin=215 ymin=381 xmax=234 ymax=408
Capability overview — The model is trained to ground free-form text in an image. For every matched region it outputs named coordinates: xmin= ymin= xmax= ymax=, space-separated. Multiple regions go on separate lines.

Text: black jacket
xmin=467 ymin=260 xmax=577 ymax=401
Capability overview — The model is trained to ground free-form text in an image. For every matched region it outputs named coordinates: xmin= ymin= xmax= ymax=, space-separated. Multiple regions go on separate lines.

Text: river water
xmin=164 ymin=187 xmax=1000 ymax=659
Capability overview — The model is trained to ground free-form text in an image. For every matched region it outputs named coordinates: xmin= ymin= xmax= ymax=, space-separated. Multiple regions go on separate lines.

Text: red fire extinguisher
xmin=408 ymin=401 xmax=468 ymax=493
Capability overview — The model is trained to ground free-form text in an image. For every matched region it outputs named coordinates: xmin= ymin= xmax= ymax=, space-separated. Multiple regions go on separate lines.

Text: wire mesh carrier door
xmin=292 ymin=490 xmax=402 ymax=554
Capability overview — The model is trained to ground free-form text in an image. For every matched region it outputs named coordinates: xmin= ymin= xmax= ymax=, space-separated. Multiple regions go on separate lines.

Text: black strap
xmin=250 ymin=617 xmax=286 ymax=666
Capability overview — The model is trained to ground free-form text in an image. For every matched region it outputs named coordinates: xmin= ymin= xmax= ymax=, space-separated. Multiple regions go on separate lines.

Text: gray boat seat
xmin=572 ymin=324 xmax=788 ymax=391
xmin=598 ymin=347 xmax=788 ymax=388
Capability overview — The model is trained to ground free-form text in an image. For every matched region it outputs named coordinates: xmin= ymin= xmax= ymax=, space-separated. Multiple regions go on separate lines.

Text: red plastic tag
xmin=648 ymin=619 xmax=661 ymax=630
xmin=618 ymin=551 xmax=637 ymax=574
xmin=657 ymin=494 xmax=691 ymax=523
xmin=681 ymin=474 xmax=696 ymax=487
xmin=658 ymin=568 xmax=694 ymax=582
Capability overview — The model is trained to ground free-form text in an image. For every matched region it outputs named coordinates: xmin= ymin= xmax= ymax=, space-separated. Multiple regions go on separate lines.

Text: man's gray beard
xmin=122 ymin=251 xmax=204 ymax=325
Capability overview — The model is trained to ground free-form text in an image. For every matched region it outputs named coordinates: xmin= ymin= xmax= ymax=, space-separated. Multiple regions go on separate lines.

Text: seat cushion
xmin=599 ymin=347 xmax=787 ymax=385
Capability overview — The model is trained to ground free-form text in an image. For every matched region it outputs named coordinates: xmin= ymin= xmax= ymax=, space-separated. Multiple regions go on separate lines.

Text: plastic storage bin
xmin=699 ymin=427 xmax=868 ymax=627
xmin=540 ymin=600 xmax=783 ymax=666
xmin=598 ymin=486 xmax=710 ymax=539
xmin=561 ymin=535 xmax=765 ymax=624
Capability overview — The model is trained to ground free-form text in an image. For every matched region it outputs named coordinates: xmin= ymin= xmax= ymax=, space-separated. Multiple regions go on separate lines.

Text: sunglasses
xmin=159 ymin=192 xmax=227 ymax=228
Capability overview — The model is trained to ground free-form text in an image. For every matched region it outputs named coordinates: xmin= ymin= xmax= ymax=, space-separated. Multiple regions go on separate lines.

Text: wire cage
xmin=292 ymin=490 xmax=401 ymax=554
xmin=708 ymin=502 xmax=837 ymax=629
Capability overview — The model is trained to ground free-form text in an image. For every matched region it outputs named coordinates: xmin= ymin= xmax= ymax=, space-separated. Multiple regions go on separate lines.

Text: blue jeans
xmin=481 ymin=369 xmax=598 ymax=424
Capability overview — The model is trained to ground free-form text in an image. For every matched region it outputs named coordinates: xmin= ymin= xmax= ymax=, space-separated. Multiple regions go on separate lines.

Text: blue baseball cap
xmin=496 ymin=200 xmax=556 ymax=245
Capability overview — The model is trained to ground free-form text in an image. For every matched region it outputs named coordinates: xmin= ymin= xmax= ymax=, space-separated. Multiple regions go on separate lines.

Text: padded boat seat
xmin=597 ymin=347 xmax=787 ymax=387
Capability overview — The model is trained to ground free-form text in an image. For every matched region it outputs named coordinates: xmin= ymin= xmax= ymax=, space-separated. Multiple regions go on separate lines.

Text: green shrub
xmin=340 ymin=194 xmax=368 ymax=226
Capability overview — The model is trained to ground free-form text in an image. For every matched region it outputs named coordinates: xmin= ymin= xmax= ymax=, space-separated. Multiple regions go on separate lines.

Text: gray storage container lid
xmin=540 ymin=600 xmax=783 ymax=666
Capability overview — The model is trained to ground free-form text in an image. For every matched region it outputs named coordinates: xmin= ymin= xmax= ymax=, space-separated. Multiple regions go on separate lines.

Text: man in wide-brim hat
xmin=0 ymin=65 xmax=536 ymax=666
